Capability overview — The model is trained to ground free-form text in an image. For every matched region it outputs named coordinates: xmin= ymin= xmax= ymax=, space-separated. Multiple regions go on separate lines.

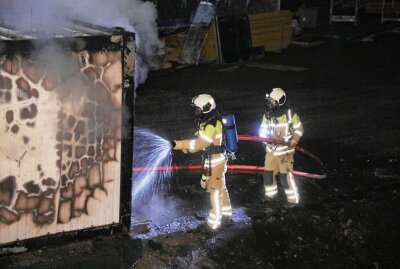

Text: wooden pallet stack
xmin=248 ymin=10 xmax=293 ymax=52
xmin=162 ymin=33 xmax=186 ymax=63
xmin=200 ymin=20 xmax=219 ymax=62
xmin=162 ymin=20 xmax=218 ymax=63
xmin=162 ymin=10 xmax=294 ymax=65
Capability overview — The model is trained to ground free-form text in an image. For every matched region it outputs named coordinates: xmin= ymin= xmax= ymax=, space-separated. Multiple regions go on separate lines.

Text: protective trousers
xmin=205 ymin=159 xmax=231 ymax=229
xmin=263 ymin=152 xmax=299 ymax=204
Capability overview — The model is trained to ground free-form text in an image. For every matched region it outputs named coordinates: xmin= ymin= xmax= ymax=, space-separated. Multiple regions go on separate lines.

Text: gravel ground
xmin=2 ymin=14 xmax=400 ymax=269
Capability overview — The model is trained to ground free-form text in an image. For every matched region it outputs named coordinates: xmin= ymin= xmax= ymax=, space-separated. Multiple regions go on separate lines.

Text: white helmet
xmin=266 ymin=88 xmax=286 ymax=106
xmin=191 ymin=94 xmax=216 ymax=114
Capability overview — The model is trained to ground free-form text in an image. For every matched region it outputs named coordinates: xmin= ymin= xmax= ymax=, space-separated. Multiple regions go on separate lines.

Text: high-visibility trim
xmin=214 ymin=190 xmax=221 ymax=217
xmin=294 ymin=130 xmax=303 ymax=136
xmin=293 ymin=122 xmax=302 ymax=128
xmin=267 ymin=145 xmax=290 ymax=153
xmin=203 ymin=155 xmax=226 ymax=166
xmin=215 ymin=133 xmax=222 ymax=139
xmin=222 ymin=205 xmax=233 ymax=216
xmin=265 ymin=123 xmax=289 ymax=128
xmin=199 ymin=131 xmax=214 ymax=143
xmin=208 ymin=190 xmax=221 ymax=229
xmin=265 ymin=185 xmax=278 ymax=197
xmin=208 ymin=217 xmax=218 ymax=223
xmin=207 ymin=219 xmax=221 ymax=229
xmin=265 ymin=189 xmax=278 ymax=198
xmin=264 ymin=185 xmax=277 ymax=191
xmin=189 ymin=140 xmax=196 ymax=151
xmin=208 ymin=215 xmax=218 ymax=222
xmin=266 ymin=190 xmax=278 ymax=195
xmin=287 ymin=173 xmax=299 ymax=203
xmin=287 ymin=109 xmax=292 ymax=122
xmin=273 ymin=149 xmax=295 ymax=156
xmin=283 ymin=135 xmax=292 ymax=142
xmin=284 ymin=189 xmax=294 ymax=195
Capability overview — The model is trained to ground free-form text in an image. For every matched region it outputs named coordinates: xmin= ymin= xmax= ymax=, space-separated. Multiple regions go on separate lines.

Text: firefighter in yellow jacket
xmin=173 ymin=94 xmax=232 ymax=229
xmin=259 ymin=88 xmax=304 ymax=205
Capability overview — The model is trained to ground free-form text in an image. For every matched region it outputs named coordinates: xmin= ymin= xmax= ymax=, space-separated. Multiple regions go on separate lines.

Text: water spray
xmin=132 ymin=134 xmax=326 ymax=179
xmin=132 ymin=127 xmax=173 ymax=211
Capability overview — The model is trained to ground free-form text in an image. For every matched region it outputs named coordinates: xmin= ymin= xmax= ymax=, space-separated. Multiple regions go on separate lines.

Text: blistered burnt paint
xmin=0 ymin=35 xmax=134 ymax=245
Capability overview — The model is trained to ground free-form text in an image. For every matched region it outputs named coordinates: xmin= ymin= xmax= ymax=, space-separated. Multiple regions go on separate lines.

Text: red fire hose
xmin=132 ymin=164 xmax=326 ymax=179
xmin=132 ymin=135 xmax=326 ymax=179
xmin=237 ymin=135 xmax=325 ymax=168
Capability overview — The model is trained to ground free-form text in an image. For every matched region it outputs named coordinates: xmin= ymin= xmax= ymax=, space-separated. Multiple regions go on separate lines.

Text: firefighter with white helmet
xmin=259 ymin=88 xmax=304 ymax=206
xmin=173 ymin=94 xmax=232 ymax=229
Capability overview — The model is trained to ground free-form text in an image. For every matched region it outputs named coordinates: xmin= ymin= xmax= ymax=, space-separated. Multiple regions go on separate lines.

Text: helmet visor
xmin=265 ymin=98 xmax=277 ymax=111
xmin=194 ymin=107 xmax=203 ymax=117
xmin=193 ymin=107 xmax=204 ymax=123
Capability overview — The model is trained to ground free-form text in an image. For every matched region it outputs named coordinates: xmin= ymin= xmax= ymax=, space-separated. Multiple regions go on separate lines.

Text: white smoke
xmin=0 ymin=0 xmax=163 ymax=85
xmin=137 ymin=194 xmax=184 ymax=225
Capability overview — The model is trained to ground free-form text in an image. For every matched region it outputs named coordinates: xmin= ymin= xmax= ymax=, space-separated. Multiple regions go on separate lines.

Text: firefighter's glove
xmin=173 ymin=140 xmax=188 ymax=153
xmin=200 ymin=178 xmax=208 ymax=190
xmin=173 ymin=140 xmax=183 ymax=150
xmin=289 ymin=139 xmax=297 ymax=148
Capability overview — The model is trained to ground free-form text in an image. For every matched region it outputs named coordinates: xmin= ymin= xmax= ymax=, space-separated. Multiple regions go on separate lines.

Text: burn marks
xmin=14 ymin=190 xmax=55 ymax=224
xmin=2 ymin=57 xmax=19 ymax=75
xmin=21 ymin=59 xmax=45 ymax=84
xmin=0 ymin=48 xmax=122 ymax=234
xmin=16 ymin=77 xmax=39 ymax=101
xmin=0 ymin=54 xmax=60 ymax=227
xmin=0 ymin=75 xmax=12 ymax=90
xmin=0 ymin=176 xmax=16 ymax=206
xmin=24 ymin=181 xmax=40 ymax=194
xmin=20 ymin=103 xmax=38 ymax=120
xmin=56 ymin=49 xmax=122 ymax=225
xmin=0 ymin=176 xmax=56 ymax=225
xmin=58 ymin=160 xmax=105 ymax=224
xmin=0 ymin=74 xmax=12 ymax=104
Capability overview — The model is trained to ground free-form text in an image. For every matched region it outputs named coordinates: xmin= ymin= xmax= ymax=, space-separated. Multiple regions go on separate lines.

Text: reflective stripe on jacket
xmin=179 ymin=120 xmax=225 ymax=164
xmin=259 ymin=108 xmax=304 ymax=154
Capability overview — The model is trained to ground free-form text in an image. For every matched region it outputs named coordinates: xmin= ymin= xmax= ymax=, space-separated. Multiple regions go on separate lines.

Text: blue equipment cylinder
xmin=222 ymin=114 xmax=238 ymax=153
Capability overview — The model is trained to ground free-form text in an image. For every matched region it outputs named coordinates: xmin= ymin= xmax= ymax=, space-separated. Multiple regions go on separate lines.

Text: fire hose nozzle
xmin=170 ymin=141 xmax=176 ymax=148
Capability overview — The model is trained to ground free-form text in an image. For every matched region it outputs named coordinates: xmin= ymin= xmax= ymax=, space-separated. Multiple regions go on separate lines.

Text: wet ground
xmin=2 ymin=15 xmax=400 ymax=269
xmin=130 ymin=14 xmax=400 ymax=269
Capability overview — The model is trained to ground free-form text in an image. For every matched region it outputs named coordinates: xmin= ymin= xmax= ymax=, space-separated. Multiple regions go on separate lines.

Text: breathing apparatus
xmin=222 ymin=114 xmax=238 ymax=158
xmin=191 ymin=94 xmax=239 ymax=175
xmin=191 ymin=94 xmax=238 ymax=153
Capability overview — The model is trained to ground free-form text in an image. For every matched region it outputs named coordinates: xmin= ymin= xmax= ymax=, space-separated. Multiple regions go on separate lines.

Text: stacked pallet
xmin=162 ymin=20 xmax=218 ymax=64
xmin=200 ymin=20 xmax=219 ymax=62
xmin=248 ymin=10 xmax=293 ymax=52
xmin=162 ymin=32 xmax=186 ymax=63
xmin=366 ymin=0 xmax=400 ymax=14
xmin=162 ymin=10 xmax=294 ymax=64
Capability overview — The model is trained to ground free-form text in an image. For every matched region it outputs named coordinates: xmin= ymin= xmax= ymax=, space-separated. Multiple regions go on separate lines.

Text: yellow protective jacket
xmin=178 ymin=119 xmax=226 ymax=165
xmin=259 ymin=107 xmax=304 ymax=156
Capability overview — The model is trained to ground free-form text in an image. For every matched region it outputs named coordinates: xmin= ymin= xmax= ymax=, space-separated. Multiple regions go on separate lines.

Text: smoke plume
xmin=0 ymin=0 xmax=163 ymax=86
